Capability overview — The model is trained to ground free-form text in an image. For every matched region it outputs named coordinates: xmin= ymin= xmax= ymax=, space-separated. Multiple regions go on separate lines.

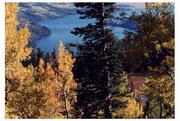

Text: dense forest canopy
xmin=5 ymin=2 xmax=174 ymax=119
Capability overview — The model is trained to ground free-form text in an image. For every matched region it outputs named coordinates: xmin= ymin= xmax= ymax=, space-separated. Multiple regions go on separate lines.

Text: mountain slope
xmin=17 ymin=3 xmax=77 ymax=47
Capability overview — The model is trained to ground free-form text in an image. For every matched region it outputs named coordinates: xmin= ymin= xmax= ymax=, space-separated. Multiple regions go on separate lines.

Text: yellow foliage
xmin=122 ymin=96 xmax=144 ymax=118
xmin=5 ymin=3 xmax=77 ymax=118
xmin=142 ymin=76 xmax=174 ymax=118
xmin=143 ymin=76 xmax=174 ymax=106
xmin=5 ymin=2 xmax=33 ymax=83
xmin=112 ymin=95 xmax=143 ymax=119
xmin=155 ymin=43 xmax=161 ymax=52
xmin=57 ymin=41 xmax=77 ymax=118
xmin=5 ymin=3 xmax=43 ymax=118
xmin=37 ymin=41 xmax=77 ymax=118
xmin=40 ymin=62 xmax=62 ymax=118
xmin=162 ymin=39 xmax=174 ymax=49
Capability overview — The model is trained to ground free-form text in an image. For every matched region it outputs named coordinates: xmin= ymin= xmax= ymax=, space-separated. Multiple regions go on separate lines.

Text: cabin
xmin=128 ymin=76 xmax=148 ymax=108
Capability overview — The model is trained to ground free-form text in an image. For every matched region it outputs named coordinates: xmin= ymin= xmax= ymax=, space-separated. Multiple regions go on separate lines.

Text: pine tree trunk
xmin=104 ymin=97 xmax=111 ymax=118
xmin=104 ymin=72 xmax=112 ymax=118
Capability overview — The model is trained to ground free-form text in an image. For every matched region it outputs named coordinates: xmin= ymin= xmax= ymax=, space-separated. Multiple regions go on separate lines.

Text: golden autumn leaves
xmin=5 ymin=3 xmax=77 ymax=118
xmin=37 ymin=42 xmax=77 ymax=118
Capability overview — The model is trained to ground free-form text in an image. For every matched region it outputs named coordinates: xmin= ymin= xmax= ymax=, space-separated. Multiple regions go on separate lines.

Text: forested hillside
xmin=5 ymin=2 xmax=174 ymax=119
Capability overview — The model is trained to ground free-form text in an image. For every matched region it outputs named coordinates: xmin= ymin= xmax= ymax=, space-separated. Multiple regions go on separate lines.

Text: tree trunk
xmin=63 ymin=83 xmax=69 ymax=118
xmin=100 ymin=3 xmax=105 ymax=35
xmin=104 ymin=72 xmax=112 ymax=118
xmin=104 ymin=96 xmax=111 ymax=118
xmin=159 ymin=103 xmax=163 ymax=118
xmin=143 ymin=100 xmax=149 ymax=118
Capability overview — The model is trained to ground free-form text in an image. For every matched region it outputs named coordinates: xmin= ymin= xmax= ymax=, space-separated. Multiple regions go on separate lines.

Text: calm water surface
xmin=36 ymin=9 xmax=142 ymax=52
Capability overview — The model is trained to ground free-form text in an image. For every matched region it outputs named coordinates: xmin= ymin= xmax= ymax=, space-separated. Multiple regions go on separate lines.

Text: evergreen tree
xmin=72 ymin=3 xmax=124 ymax=118
xmin=111 ymin=72 xmax=143 ymax=118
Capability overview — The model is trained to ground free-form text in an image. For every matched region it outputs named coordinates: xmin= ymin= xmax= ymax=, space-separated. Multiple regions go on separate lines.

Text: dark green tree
xmin=72 ymin=3 xmax=124 ymax=118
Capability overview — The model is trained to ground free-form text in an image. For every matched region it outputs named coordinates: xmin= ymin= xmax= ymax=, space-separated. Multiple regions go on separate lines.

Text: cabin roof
xmin=128 ymin=76 xmax=148 ymax=107
xmin=128 ymin=76 xmax=147 ymax=95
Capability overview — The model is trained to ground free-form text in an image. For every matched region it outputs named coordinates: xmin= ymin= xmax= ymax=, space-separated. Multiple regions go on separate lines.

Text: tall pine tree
xmin=72 ymin=3 xmax=124 ymax=118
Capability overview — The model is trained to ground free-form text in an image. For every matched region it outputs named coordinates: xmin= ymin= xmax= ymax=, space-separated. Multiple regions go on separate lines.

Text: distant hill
xmin=18 ymin=3 xmax=76 ymax=22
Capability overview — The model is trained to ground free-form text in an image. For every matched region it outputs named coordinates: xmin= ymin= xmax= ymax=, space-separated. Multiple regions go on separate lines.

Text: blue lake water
xmin=36 ymin=14 xmax=92 ymax=52
xmin=36 ymin=9 xmax=143 ymax=52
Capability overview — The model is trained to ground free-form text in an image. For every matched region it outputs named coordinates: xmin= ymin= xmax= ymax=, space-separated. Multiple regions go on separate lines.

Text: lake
xmin=36 ymin=9 xmax=143 ymax=52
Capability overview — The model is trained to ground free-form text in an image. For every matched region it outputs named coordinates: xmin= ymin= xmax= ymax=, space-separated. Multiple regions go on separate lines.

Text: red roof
xmin=128 ymin=76 xmax=147 ymax=107
xmin=128 ymin=76 xmax=146 ymax=95
xmin=129 ymin=76 xmax=146 ymax=83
